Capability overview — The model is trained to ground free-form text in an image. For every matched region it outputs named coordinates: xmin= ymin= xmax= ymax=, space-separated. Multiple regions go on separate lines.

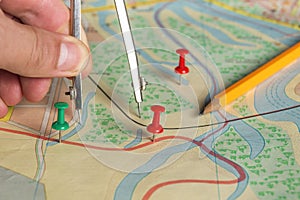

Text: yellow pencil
xmin=204 ymin=41 xmax=300 ymax=113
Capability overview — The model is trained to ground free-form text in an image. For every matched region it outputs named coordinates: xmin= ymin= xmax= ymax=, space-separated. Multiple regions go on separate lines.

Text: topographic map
xmin=1 ymin=0 xmax=300 ymax=199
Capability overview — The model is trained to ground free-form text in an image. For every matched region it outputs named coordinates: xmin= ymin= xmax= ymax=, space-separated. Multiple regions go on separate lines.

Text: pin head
xmin=175 ymin=66 xmax=189 ymax=74
xmin=54 ymin=102 xmax=69 ymax=109
xmin=151 ymin=105 xmax=165 ymax=113
xmin=175 ymin=48 xmax=190 ymax=75
xmin=52 ymin=102 xmax=70 ymax=131
xmin=176 ymin=49 xmax=189 ymax=55
xmin=147 ymin=105 xmax=165 ymax=134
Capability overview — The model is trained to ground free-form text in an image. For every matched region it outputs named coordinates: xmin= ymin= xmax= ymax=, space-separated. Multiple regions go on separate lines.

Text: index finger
xmin=0 ymin=0 xmax=69 ymax=33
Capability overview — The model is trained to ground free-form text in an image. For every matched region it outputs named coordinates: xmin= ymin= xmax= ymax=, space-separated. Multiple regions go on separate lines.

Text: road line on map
xmin=142 ymin=179 xmax=238 ymax=200
xmin=2 ymin=112 xmax=247 ymax=199
xmin=191 ymin=0 xmax=293 ymax=36
xmin=82 ymin=0 xmax=174 ymax=13
xmin=2 ymin=77 xmax=300 ymax=141
xmin=141 ymin=117 xmax=246 ymax=200
xmin=7 ymin=121 xmax=41 ymax=135
xmin=0 ymin=124 xmax=248 ymax=200
xmin=2 ymin=2 xmax=299 ymax=198
xmin=205 ymin=0 xmax=300 ymax=30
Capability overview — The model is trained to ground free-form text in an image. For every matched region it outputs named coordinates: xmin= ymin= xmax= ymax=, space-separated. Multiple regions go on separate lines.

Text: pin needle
xmin=175 ymin=49 xmax=190 ymax=85
xmin=59 ymin=131 xmax=62 ymax=143
xmin=137 ymin=102 xmax=141 ymax=118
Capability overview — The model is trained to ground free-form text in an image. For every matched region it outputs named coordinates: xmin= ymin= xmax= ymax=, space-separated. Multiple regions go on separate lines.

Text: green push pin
xmin=52 ymin=102 xmax=70 ymax=143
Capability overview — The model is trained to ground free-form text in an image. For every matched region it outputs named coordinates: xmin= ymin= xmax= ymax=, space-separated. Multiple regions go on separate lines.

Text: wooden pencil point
xmin=203 ymin=100 xmax=221 ymax=114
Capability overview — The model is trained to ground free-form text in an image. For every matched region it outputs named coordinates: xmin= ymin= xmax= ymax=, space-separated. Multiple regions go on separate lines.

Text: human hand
xmin=0 ymin=0 xmax=91 ymax=118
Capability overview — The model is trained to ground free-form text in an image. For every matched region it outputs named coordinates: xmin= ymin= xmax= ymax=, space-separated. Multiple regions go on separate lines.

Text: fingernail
xmin=57 ymin=39 xmax=86 ymax=72
xmin=57 ymin=43 xmax=69 ymax=69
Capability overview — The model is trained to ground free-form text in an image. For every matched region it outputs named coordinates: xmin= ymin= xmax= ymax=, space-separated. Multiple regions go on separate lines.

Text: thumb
xmin=0 ymin=11 xmax=89 ymax=78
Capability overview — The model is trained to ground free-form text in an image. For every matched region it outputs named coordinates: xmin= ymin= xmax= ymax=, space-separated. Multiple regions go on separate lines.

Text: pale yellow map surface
xmin=1 ymin=0 xmax=300 ymax=199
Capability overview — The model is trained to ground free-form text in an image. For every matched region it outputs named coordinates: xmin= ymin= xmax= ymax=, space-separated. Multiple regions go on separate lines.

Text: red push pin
xmin=175 ymin=49 xmax=189 ymax=85
xmin=147 ymin=105 xmax=165 ymax=142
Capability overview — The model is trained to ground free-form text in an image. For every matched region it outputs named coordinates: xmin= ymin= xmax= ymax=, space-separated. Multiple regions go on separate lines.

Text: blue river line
xmin=124 ymin=129 xmax=143 ymax=149
xmin=254 ymin=61 xmax=300 ymax=131
xmin=92 ymin=1 xmax=299 ymax=199
xmin=187 ymin=0 xmax=300 ymax=46
xmin=170 ymin=3 xmax=253 ymax=47
xmin=97 ymin=11 xmax=191 ymax=85
xmin=114 ymin=108 xmax=265 ymax=199
xmin=93 ymin=1 xmax=276 ymax=199
xmin=88 ymin=0 xmax=107 ymax=7
xmin=114 ymin=116 xmax=251 ymax=200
